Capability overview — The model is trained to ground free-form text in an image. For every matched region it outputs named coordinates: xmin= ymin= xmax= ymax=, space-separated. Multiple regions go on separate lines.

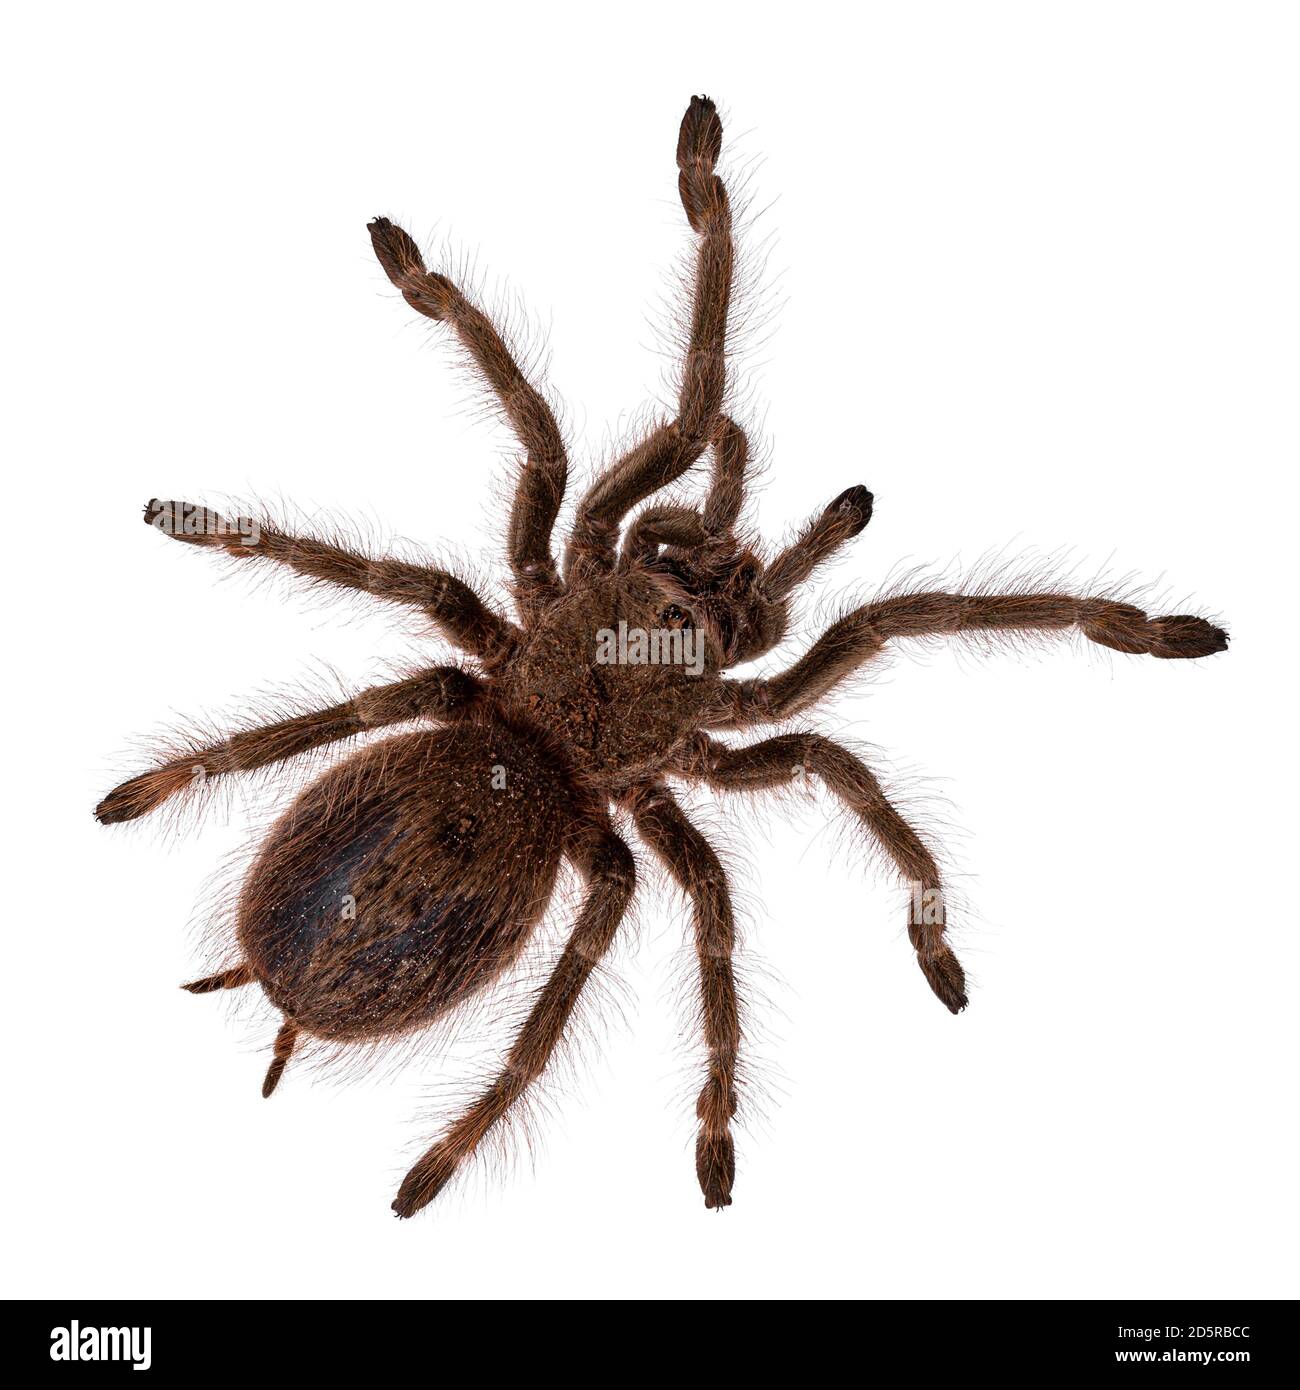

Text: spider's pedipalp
xmin=367 ymin=217 xmax=441 ymax=306
xmin=619 ymin=505 xmax=710 ymax=567
xmin=762 ymin=485 xmax=875 ymax=602
xmin=701 ymin=415 xmax=751 ymax=537
xmin=622 ymin=415 xmax=754 ymax=568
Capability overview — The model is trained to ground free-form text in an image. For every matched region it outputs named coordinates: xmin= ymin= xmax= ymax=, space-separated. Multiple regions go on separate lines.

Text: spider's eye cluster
xmin=660 ymin=604 xmax=690 ymax=629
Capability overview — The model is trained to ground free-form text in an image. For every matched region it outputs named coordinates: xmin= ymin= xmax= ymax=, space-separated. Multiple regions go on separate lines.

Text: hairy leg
xmin=144 ymin=500 xmax=519 ymax=666
xmin=625 ymin=783 xmax=740 ymax=1208
xmin=95 ymin=667 xmax=481 ymax=824
xmin=566 ymin=97 xmax=734 ymax=578
xmin=367 ymin=218 xmax=569 ymax=619
xmin=679 ymin=733 xmax=967 ymax=1013
xmin=709 ymin=591 xmax=1229 ymax=726
xmin=392 ymin=824 xmax=635 ymax=1217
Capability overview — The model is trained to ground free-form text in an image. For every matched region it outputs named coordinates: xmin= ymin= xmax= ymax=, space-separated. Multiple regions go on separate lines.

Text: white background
xmin=5 ymin=2 xmax=1296 ymax=1300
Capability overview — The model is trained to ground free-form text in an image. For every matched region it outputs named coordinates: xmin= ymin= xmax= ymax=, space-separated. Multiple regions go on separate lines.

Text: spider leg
xmin=392 ymin=823 xmax=635 ymax=1218
xmin=143 ymin=500 xmax=519 ymax=667
xmin=565 ymin=97 xmax=734 ymax=578
xmin=624 ymin=783 xmax=740 ymax=1209
xmin=680 ymin=733 xmax=967 ymax=1014
xmin=94 ymin=667 xmax=481 ymax=824
xmin=707 ymin=590 xmax=1229 ymax=727
xmin=367 ymin=218 xmax=568 ymax=622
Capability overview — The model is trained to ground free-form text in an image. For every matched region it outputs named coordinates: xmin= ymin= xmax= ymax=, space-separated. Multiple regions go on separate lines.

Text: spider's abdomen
xmin=238 ymin=725 xmax=571 ymax=1041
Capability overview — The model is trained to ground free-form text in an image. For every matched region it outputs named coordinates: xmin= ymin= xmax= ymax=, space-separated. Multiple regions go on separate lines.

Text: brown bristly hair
xmin=96 ymin=96 xmax=1228 ymax=1217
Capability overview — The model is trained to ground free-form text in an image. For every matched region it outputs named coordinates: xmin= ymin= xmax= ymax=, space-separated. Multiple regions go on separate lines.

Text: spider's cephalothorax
xmin=97 ymin=97 xmax=1228 ymax=1216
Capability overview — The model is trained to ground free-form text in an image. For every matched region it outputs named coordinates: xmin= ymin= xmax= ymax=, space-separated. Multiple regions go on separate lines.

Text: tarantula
xmin=96 ymin=96 xmax=1227 ymax=1216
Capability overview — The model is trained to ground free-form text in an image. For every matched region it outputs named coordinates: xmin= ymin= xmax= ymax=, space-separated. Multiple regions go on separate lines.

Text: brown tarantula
xmin=96 ymin=96 xmax=1227 ymax=1216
